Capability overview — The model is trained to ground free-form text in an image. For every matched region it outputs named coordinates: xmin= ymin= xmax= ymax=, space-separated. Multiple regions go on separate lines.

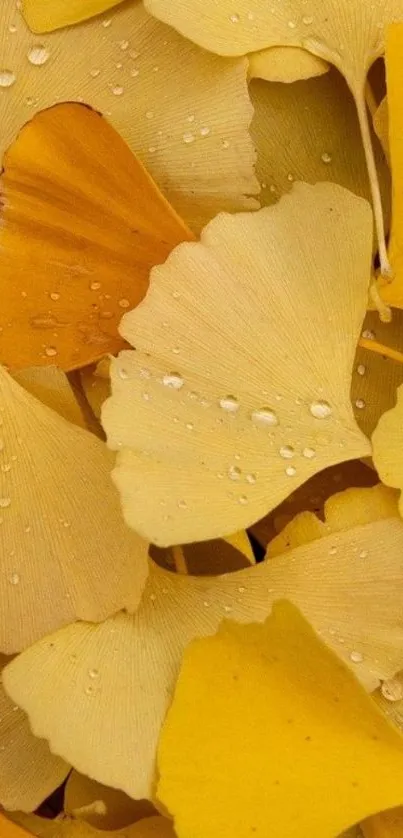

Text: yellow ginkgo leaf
xmin=351 ymin=311 xmax=403 ymax=439
xmin=64 ymin=771 xmax=156 ymax=831
xmin=13 ymin=367 xmax=86 ymax=428
xmin=144 ymin=0 xmax=403 ymax=271
xmin=374 ymin=97 xmax=390 ymax=163
xmin=9 ymin=813 xmax=176 ymax=838
xmin=80 ymin=360 xmax=111 ymax=420
xmin=250 ymin=69 xmax=390 ymax=219
xmin=4 ymin=495 xmax=403 ymax=799
xmin=102 ymin=183 xmax=371 ymax=546
xmin=157 ymin=600 xmax=403 ymax=838
xmin=372 ymin=383 xmax=403 ymax=515
xmin=0 ymin=655 xmax=69 ymax=812
xmin=377 ymin=25 xmax=403 ymax=307
xmin=0 ymin=363 xmax=148 ymax=653
xmin=248 ymin=46 xmax=329 ymax=82
xmin=362 ymin=809 xmax=403 ymax=837
xmin=0 ymin=103 xmax=192 ymax=372
xmin=22 ymin=0 xmax=125 ymax=32
xmin=0 ymin=1 xmax=258 ymax=235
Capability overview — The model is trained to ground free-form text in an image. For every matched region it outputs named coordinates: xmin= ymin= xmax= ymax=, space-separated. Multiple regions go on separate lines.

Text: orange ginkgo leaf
xmin=0 ymin=102 xmax=193 ymax=371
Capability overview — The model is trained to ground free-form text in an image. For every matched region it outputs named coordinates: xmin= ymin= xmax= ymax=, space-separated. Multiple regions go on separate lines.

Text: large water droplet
xmin=162 ymin=372 xmax=184 ymax=390
xmin=251 ymin=407 xmax=278 ymax=427
xmin=349 ymin=650 xmax=363 ymax=664
xmin=228 ymin=465 xmax=241 ymax=480
xmin=219 ymin=395 xmax=239 ymax=413
xmin=381 ymin=678 xmax=403 ymax=702
xmin=27 ymin=45 xmax=50 ymax=65
xmin=279 ymin=445 xmax=294 ymax=459
xmin=0 ymin=70 xmax=16 ymax=87
xmin=309 ymin=400 xmax=332 ymax=419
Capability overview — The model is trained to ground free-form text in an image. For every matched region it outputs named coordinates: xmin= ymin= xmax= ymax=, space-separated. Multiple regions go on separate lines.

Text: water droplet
xmin=349 ymin=651 xmax=363 ymax=663
xmin=362 ymin=328 xmax=375 ymax=340
xmin=85 ymin=685 xmax=95 ymax=696
xmin=287 ymin=172 xmax=294 ymax=182
xmin=238 ymin=586 xmax=246 ymax=593
xmin=145 ymin=110 xmax=154 ymax=119
xmin=238 ymin=495 xmax=248 ymax=505
xmin=1 ymin=464 xmax=11 ymax=473
xmin=321 ymin=151 xmax=332 ymax=164
xmin=381 ymin=678 xmax=403 ymax=702
xmin=229 ymin=13 xmax=240 ymax=22
xmin=118 ymin=367 xmax=129 ymax=380
xmin=162 ymin=372 xmax=184 ymax=390
xmin=224 ymin=604 xmax=233 ymax=612
xmin=279 ymin=445 xmax=295 ymax=459
xmin=228 ymin=465 xmax=241 ymax=480
xmin=302 ymin=14 xmax=314 ymax=23
xmin=90 ymin=281 xmax=101 ymax=291
xmin=288 ymin=19 xmax=296 ymax=28
xmin=359 ymin=549 xmax=368 ymax=559
xmin=49 ymin=292 xmax=60 ymax=301
xmin=8 ymin=23 xmax=17 ymax=33
xmin=355 ymin=398 xmax=365 ymax=410
xmin=0 ymin=498 xmax=11 ymax=508
xmin=120 ymin=39 xmax=129 ymax=50
xmin=285 ymin=465 xmax=296 ymax=476
xmin=309 ymin=400 xmax=332 ymax=419
xmin=112 ymin=85 xmax=124 ymax=96
xmin=9 ymin=572 xmax=20 ymax=585
xmin=251 ymin=407 xmax=278 ymax=427
xmin=222 ymin=139 xmax=230 ymax=149
xmin=183 ymin=132 xmax=195 ymax=144
xmin=0 ymin=70 xmax=16 ymax=88
xmin=118 ymin=298 xmax=130 ymax=308
xmin=177 ymin=499 xmax=187 ymax=509
xmin=246 ymin=473 xmax=256 ymax=484
xmin=27 ymin=45 xmax=50 ymax=65
xmin=90 ymin=68 xmax=100 ymax=78
xmin=185 ymin=422 xmax=194 ymax=430
xmin=88 ymin=668 xmax=99 ymax=679
xmin=302 ymin=446 xmax=316 ymax=459
xmin=102 ymin=18 xmax=112 ymax=27
xmin=44 ymin=346 xmax=58 ymax=357
xmin=356 ymin=364 xmax=366 ymax=376
xmin=329 ymin=546 xmax=337 ymax=555
xmin=219 ymin=395 xmax=239 ymax=413
xmin=200 ymin=126 xmax=210 ymax=137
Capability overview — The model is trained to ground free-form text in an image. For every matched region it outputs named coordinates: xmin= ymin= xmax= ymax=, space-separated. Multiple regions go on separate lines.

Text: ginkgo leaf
xmin=4 ymin=496 xmax=403 ymax=799
xmin=0 ymin=0 xmax=258 ymax=234
xmin=377 ymin=25 xmax=403 ymax=307
xmin=64 ymin=771 xmax=156 ymax=830
xmin=0 ymin=103 xmax=192 ymax=371
xmin=250 ymin=69 xmax=390 ymax=224
xmin=22 ymin=0 xmax=125 ymax=32
xmin=102 ymin=183 xmax=371 ymax=546
xmin=374 ymin=97 xmax=390 ymax=163
xmin=250 ymin=459 xmax=377 ymax=549
xmin=0 ymin=363 xmax=148 ymax=653
xmin=9 ymin=813 xmax=176 ymax=838
xmin=372 ymin=384 xmax=403 ymax=515
xmin=144 ymin=0 xmax=403 ymax=272
xmin=157 ymin=600 xmax=403 ymax=838
xmin=13 ymin=367 xmax=86 ymax=428
xmin=80 ymin=360 xmax=111 ymax=420
xmin=362 ymin=809 xmax=403 ymax=837
xmin=248 ymin=46 xmax=329 ymax=82
xmin=0 ymin=655 xmax=70 ymax=812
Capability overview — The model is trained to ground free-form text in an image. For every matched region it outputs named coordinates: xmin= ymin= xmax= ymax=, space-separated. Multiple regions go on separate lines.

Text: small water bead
xmin=120 ymin=39 xmax=129 ymax=50
xmin=27 ymin=45 xmax=50 ymax=66
xmin=228 ymin=465 xmax=241 ymax=480
xmin=251 ymin=407 xmax=278 ymax=427
xmin=359 ymin=549 xmax=368 ymax=559
xmin=88 ymin=668 xmax=100 ymax=679
xmin=162 ymin=372 xmax=184 ymax=390
xmin=118 ymin=367 xmax=129 ymax=380
xmin=302 ymin=15 xmax=314 ymax=23
xmin=102 ymin=18 xmax=112 ymax=26
xmin=112 ymin=85 xmax=124 ymax=96
xmin=381 ymin=678 xmax=403 ymax=702
xmin=200 ymin=127 xmax=210 ymax=137
xmin=355 ymin=398 xmax=366 ymax=410
xmin=288 ymin=20 xmax=296 ymax=28
xmin=238 ymin=495 xmax=248 ymax=505
xmin=285 ymin=465 xmax=296 ymax=477
xmin=90 ymin=281 xmax=101 ymax=291
xmin=279 ymin=445 xmax=294 ymax=459
xmin=309 ymin=399 xmax=332 ymax=419
xmin=329 ymin=546 xmax=337 ymax=555
xmin=90 ymin=68 xmax=100 ymax=78
xmin=0 ymin=497 xmax=11 ymax=508
xmin=9 ymin=23 xmax=17 ymax=33
xmin=185 ymin=422 xmax=194 ymax=430
xmin=219 ymin=395 xmax=239 ymax=413
xmin=177 ymin=499 xmax=187 ymax=509
xmin=49 ymin=292 xmax=60 ymax=301
xmin=321 ymin=151 xmax=332 ymax=164
xmin=362 ymin=328 xmax=375 ymax=340
xmin=287 ymin=173 xmax=294 ymax=182
xmin=349 ymin=651 xmax=363 ymax=664
xmin=302 ymin=447 xmax=316 ymax=459
xmin=0 ymin=70 xmax=16 ymax=88
xmin=9 ymin=573 xmax=20 ymax=585
xmin=356 ymin=364 xmax=366 ymax=376
xmin=85 ymin=685 xmax=95 ymax=696
xmin=222 ymin=139 xmax=230 ymax=149
xmin=246 ymin=473 xmax=256 ymax=485
xmin=44 ymin=346 xmax=58 ymax=357
xmin=229 ymin=13 xmax=240 ymax=22
xmin=183 ymin=132 xmax=195 ymax=144
xmin=146 ymin=110 xmax=154 ymax=119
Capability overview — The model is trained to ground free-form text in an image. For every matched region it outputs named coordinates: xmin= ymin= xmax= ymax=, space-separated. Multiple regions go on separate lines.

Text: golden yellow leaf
xmin=372 ymin=384 xmax=403 ymax=514
xmin=374 ymin=97 xmax=390 ymax=163
xmin=64 ymin=771 xmax=156 ymax=830
xmin=0 ymin=655 xmax=69 ymax=812
xmin=4 ymin=499 xmax=403 ymax=798
xmin=0 ymin=103 xmax=192 ymax=371
xmin=250 ymin=69 xmax=390 ymax=226
xmin=157 ymin=601 xmax=403 ymax=838
xmin=0 ymin=1 xmax=258 ymax=234
xmin=0 ymin=363 xmax=148 ymax=653
xmin=362 ymin=809 xmax=403 ymax=837
xmin=0 ymin=814 xmax=34 ymax=838
xmin=13 ymin=367 xmax=86 ymax=428
xmin=22 ymin=0 xmax=125 ymax=32
xmin=248 ymin=46 xmax=328 ymax=82
xmin=8 ymin=813 xmax=175 ymax=838
xmin=80 ymin=360 xmax=111 ymax=421
xmin=102 ymin=183 xmax=371 ymax=546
